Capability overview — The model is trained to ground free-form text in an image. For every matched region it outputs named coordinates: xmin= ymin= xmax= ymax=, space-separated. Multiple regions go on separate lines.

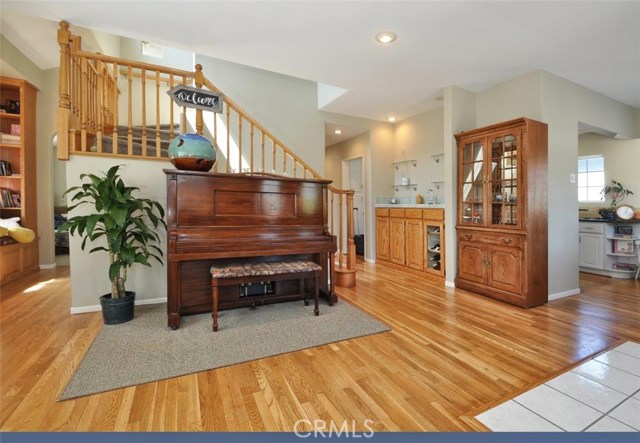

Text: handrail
xmin=56 ymin=21 xmax=357 ymax=280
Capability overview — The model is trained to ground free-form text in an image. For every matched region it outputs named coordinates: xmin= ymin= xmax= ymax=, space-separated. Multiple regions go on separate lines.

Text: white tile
xmin=609 ymin=397 xmax=640 ymax=430
xmin=514 ymin=384 xmax=602 ymax=431
xmin=585 ymin=416 xmax=638 ymax=432
xmin=573 ymin=359 xmax=640 ymax=395
xmin=595 ymin=350 xmax=640 ymax=377
xmin=615 ymin=342 xmax=640 ymax=359
xmin=546 ymin=371 xmax=628 ymax=413
xmin=476 ymin=400 xmax=563 ymax=432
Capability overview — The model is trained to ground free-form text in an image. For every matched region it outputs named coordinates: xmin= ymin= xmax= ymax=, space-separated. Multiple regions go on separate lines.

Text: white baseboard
xmin=548 ymin=288 xmax=580 ymax=301
xmin=365 ymin=258 xmax=375 ymax=264
xmin=445 ymin=280 xmax=455 ymax=288
xmin=70 ymin=296 xmax=167 ymax=315
xmin=39 ymin=263 xmax=56 ymax=269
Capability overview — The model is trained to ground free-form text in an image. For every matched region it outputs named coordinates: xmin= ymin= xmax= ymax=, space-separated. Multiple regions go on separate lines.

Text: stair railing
xmin=56 ymin=21 xmax=357 ymax=278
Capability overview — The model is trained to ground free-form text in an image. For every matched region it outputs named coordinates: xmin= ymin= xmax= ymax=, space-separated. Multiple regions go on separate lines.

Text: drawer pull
xmin=502 ymin=238 xmax=512 ymax=244
xmin=464 ymin=234 xmax=473 ymax=240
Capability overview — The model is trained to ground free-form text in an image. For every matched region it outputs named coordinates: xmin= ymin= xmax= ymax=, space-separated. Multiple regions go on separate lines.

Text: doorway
xmin=342 ymin=156 xmax=365 ymax=256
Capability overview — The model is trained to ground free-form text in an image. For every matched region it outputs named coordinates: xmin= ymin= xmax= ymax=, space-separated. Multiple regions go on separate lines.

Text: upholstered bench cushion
xmin=210 ymin=260 xmax=321 ymax=279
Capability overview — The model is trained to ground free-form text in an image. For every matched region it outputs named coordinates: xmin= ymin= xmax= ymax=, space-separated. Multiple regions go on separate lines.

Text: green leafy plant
xmin=601 ymin=179 xmax=634 ymax=207
xmin=60 ymin=165 xmax=166 ymax=298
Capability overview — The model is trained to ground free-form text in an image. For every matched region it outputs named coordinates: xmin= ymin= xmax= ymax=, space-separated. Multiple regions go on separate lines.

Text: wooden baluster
xmin=330 ymin=191 xmax=335 ymax=238
xmin=261 ymin=132 xmax=265 ymax=172
xmin=112 ymin=62 xmax=119 ymax=155
xmin=238 ymin=115 xmax=243 ymax=173
xmin=194 ymin=64 xmax=204 ymax=136
xmin=338 ymin=193 xmax=344 ymax=267
xmin=346 ymin=190 xmax=356 ymax=271
xmin=272 ymin=140 xmax=276 ymax=173
xmin=250 ymin=122 xmax=254 ymax=173
xmin=155 ymin=70 xmax=161 ymax=158
xmin=169 ymin=73 xmax=175 ymax=139
xmin=127 ymin=66 xmax=133 ymax=156
xmin=293 ymin=160 xmax=297 ymax=178
xmin=226 ymin=105 xmax=231 ymax=172
xmin=96 ymin=60 xmax=104 ymax=153
xmin=80 ymin=56 xmax=88 ymax=151
xmin=181 ymin=76 xmax=187 ymax=140
xmin=57 ymin=21 xmax=71 ymax=160
xmin=213 ymin=110 xmax=218 ymax=172
xmin=141 ymin=68 xmax=147 ymax=157
xmin=282 ymin=150 xmax=287 ymax=175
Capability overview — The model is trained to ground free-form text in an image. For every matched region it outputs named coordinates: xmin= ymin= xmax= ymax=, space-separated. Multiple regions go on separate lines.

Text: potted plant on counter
xmin=599 ymin=179 xmax=634 ymax=221
xmin=60 ymin=165 xmax=166 ymax=324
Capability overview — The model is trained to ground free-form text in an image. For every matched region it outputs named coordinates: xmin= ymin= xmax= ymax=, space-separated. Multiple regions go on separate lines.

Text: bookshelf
xmin=0 ymin=76 xmax=39 ymax=282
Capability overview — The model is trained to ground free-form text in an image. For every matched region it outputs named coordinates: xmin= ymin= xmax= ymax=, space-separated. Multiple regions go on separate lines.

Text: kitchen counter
xmin=375 ymin=203 xmax=445 ymax=209
xmin=579 ymin=218 xmax=640 ymax=223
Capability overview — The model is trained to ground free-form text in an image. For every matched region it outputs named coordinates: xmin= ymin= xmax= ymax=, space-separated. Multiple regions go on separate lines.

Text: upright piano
xmin=164 ymin=169 xmax=337 ymax=329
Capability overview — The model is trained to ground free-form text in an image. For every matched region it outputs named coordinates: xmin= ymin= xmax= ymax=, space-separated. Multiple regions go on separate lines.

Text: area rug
xmin=60 ymin=300 xmax=389 ymax=400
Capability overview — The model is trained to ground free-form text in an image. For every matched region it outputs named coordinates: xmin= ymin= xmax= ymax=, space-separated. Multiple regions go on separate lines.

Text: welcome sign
xmin=167 ymin=85 xmax=223 ymax=113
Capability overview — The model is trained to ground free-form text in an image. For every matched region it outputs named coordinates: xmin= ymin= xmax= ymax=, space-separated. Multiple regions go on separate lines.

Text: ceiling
xmin=1 ymin=1 xmax=639 ymax=124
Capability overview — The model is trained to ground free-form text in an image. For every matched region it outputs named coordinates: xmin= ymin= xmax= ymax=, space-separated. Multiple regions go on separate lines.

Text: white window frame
xmin=578 ymin=155 xmax=605 ymax=203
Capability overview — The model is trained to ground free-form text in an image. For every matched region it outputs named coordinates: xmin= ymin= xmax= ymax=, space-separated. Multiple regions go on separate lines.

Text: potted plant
xmin=599 ymin=179 xmax=634 ymax=220
xmin=60 ymin=165 xmax=166 ymax=324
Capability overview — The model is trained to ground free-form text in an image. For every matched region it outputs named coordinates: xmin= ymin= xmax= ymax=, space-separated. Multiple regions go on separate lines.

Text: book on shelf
xmin=0 ymin=160 xmax=12 ymax=176
xmin=0 ymin=133 xmax=21 ymax=144
xmin=0 ymin=188 xmax=20 ymax=208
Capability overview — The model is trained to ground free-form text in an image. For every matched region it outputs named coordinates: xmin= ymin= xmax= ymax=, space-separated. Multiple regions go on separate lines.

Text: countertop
xmin=375 ymin=204 xmax=445 ymax=209
xmin=579 ymin=218 xmax=640 ymax=223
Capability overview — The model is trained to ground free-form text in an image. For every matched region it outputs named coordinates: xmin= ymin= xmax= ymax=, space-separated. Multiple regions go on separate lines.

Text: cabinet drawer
xmin=389 ymin=208 xmax=405 ymax=218
xmin=405 ymin=208 xmax=423 ymax=219
xmin=579 ymin=222 xmax=604 ymax=234
xmin=375 ymin=208 xmax=389 ymax=217
xmin=423 ymin=208 xmax=444 ymax=221
xmin=458 ymin=230 xmax=522 ymax=247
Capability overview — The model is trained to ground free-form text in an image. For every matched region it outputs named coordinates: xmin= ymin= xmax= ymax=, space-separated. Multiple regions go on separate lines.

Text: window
xmin=578 ymin=155 xmax=605 ymax=202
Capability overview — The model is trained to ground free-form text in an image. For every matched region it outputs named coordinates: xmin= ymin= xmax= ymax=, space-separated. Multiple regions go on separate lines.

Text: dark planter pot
xmin=601 ymin=212 xmax=616 ymax=221
xmin=99 ymin=291 xmax=135 ymax=325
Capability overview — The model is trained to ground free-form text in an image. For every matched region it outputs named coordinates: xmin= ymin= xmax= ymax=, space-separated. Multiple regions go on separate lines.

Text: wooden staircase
xmin=56 ymin=21 xmax=357 ymax=285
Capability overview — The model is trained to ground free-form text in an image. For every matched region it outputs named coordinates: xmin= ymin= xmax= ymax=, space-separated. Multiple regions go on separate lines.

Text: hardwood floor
xmin=1 ymin=264 xmax=638 ymax=431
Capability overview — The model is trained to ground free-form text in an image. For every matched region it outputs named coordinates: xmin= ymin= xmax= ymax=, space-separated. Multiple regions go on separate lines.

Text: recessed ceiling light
xmin=375 ymin=31 xmax=397 ymax=44
xmin=387 ymin=116 xmax=397 ymax=123
xmin=334 ymin=129 xmax=343 ymax=135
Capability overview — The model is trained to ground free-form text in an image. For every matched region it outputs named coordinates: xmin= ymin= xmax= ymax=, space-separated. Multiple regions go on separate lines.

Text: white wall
xmin=579 ymin=133 xmax=640 ymax=209
xmin=66 ymin=157 xmax=168 ymax=310
xmin=197 ymin=55 xmax=326 ymax=175
xmin=393 ymin=109 xmax=445 ymax=203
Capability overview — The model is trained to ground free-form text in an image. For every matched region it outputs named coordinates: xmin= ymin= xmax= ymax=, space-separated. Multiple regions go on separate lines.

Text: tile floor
xmin=476 ymin=341 xmax=640 ymax=432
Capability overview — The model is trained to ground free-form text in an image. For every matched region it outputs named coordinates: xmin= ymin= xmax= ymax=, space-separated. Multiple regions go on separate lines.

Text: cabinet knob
xmin=464 ymin=234 xmax=472 ymax=240
xmin=502 ymin=238 xmax=512 ymax=244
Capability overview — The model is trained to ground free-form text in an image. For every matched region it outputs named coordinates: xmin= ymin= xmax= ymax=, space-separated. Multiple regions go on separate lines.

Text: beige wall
xmin=578 ymin=133 xmax=640 ymax=209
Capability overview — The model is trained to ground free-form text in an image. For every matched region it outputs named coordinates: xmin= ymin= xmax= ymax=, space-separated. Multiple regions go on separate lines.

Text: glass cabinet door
xmin=489 ymin=132 xmax=520 ymax=227
xmin=460 ymin=140 xmax=485 ymax=225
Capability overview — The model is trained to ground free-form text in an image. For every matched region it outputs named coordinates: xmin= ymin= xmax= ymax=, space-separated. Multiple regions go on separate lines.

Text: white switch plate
xmin=570 ymin=173 xmax=576 ymax=183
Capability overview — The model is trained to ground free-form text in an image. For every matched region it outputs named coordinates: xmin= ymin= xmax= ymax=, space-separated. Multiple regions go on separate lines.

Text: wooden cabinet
xmin=405 ymin=215 xmax=424 ymax=271
xmin=375 ymin=208 xmax=390 ymax=262
xmin=375 ymin=207 xmax=445 ymax=279
xmin=0 ymin=77 xmax=39 ymax=283
xmin=455 ymin=118 xmax=547 ymax=307
xmin=389 ymin=213 xmax=406 ymax=265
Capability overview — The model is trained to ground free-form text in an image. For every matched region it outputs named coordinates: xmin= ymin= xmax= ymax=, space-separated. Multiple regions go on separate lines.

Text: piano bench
xmin=210 ymin=260 xmax=322 ymax=332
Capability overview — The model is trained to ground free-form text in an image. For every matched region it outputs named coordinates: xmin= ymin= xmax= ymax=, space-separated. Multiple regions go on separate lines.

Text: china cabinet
xmin=455 ymin=118 xmax=547 ymax=307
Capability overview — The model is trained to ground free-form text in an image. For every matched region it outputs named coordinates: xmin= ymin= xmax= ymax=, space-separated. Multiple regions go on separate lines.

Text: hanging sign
xmin=167 ymin=85 xmax=223 ymax=113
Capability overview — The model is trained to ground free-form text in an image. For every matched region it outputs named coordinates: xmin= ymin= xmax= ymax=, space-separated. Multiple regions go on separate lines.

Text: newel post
xmin=57 ymin=21 xmax=71 ymax=160
xmin=194 ymin=64 xmax=204 ymax=136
